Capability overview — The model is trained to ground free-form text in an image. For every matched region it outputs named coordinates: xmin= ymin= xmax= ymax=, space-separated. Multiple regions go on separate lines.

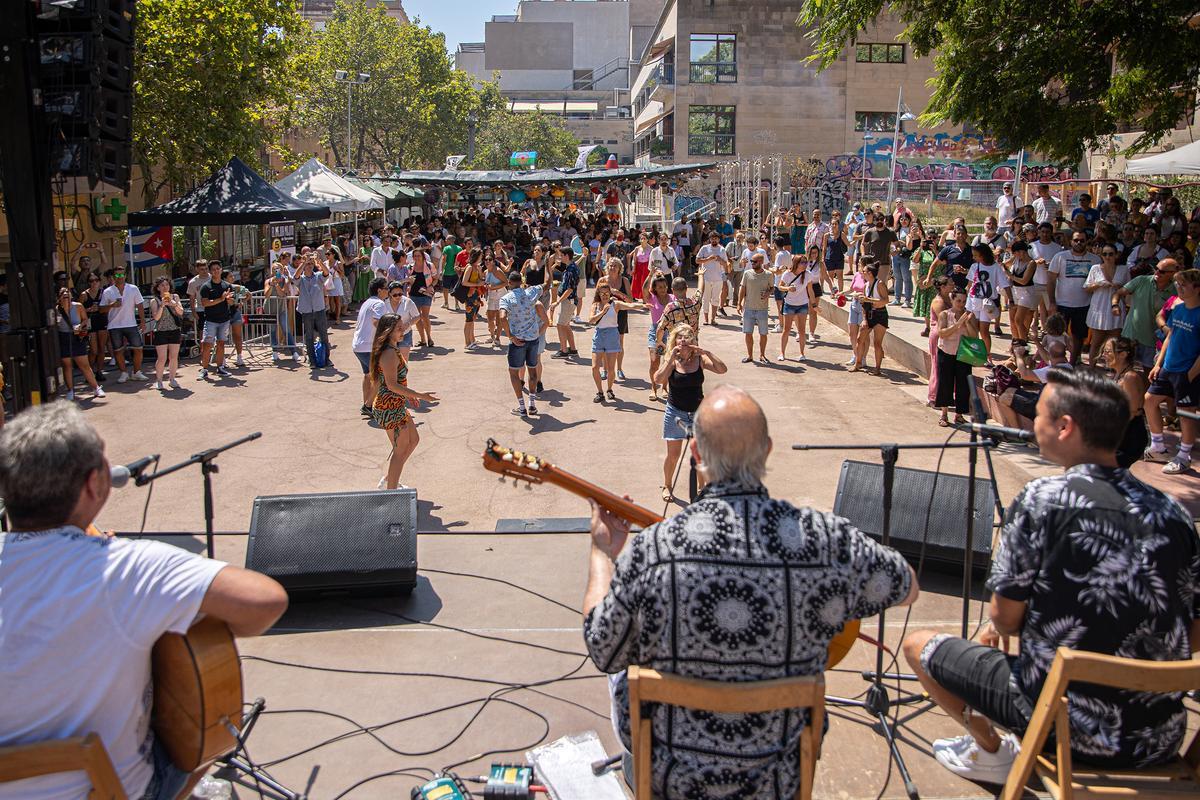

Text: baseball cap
xmin=1022 ymin=223 xmax=1037 ymax=232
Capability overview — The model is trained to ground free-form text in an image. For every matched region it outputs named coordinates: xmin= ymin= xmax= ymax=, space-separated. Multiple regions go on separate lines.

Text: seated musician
xmin=0 ymin=403 xmax=289 ymax=800
xmin=584 ymin=385 xmax=919 ymax=797
xmin=903 ymin=367 xmax=1200 ymax=783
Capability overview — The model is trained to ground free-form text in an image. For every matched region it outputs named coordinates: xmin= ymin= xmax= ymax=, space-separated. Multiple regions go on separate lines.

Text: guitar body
xmin=151 ymin=617 xmax=243 ymax=772
xmin=482 ymin=439 xmax=863 ymax=668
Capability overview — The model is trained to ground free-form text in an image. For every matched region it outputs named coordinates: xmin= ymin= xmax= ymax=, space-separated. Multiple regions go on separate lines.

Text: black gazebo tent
xmin=129 ymin=157 xmax=330 ymax=226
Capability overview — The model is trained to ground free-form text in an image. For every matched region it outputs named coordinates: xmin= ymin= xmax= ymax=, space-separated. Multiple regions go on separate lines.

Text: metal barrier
xmin=241 ymin=290 xmax=303 ymax=363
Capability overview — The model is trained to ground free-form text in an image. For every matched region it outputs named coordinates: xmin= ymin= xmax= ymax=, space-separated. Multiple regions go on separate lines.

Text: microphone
xmin=110 ymin=454 xmax=159 ymax=488
xmin=969 ymin=422 xmax=1034 ymax=443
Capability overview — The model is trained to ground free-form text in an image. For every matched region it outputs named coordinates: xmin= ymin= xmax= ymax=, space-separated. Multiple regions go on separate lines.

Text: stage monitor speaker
xmin=246 ymin=489 xmax=417 ymax=599
xmin=833 ymin=460 xmax=996 ymax=575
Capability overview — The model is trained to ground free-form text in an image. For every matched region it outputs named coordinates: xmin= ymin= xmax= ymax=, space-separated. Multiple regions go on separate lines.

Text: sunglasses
xmin=1101 ymin=251 xmax=1117 ymax=257
xmin=1155 ymin=268 xmax=1177 ymax=276
xmin=390 ymin=292 xmax=404 ymax=298
xmin=1072 ymin=238 xmax=1087 ymax=243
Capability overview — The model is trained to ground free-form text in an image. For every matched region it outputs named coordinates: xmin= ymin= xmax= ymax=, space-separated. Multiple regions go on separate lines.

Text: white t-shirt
xmin=674 ymin=224 xmax=690 ymax=247
xmin=100 ymin=283 xmax=144 ymax=329
xmin=739 ymin=247 xmax=768 ymax=272
xmin=965 ymin=261 xmax=1009 ymax=303
xmin=695 ymin=243 xmax=728 ymax=281
xmin=1048 ymin=250 xmax=1102 ymax=307
xmin=1125 ymin=243 xmax=1168 ymax=268
xmin=649 ymin=245 xmax=678 ymax=276
xmin=369 ymin=246 xmax=394 ymax=274
xmin=779 ymin=269 xmax=811 ymax=306
xmin=996 ymin=193 xmax=1017 ymax=228
xmin=185 ymin=274 xmax=209 ymax=302
xmin=387 ymin=296 xmax=420 ymax=329
xmin=352 ymin=296 xmax=387 ymax=352
xmin=1029 ymin=240 xmax=1063 ymax=285
xmin=1033 ymin=195 xmax=1061 ymax=224
xmin=0 ymin=529 xmax=225 ymax=800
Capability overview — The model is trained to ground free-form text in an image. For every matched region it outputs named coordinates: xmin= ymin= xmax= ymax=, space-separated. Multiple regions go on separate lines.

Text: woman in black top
xmin=652 ymin=322 xmax=727 ymax=503
xmin=77 ymin=273 xmax=108 ymax=380
xmin=1107 ymin=336 xmax=1149 ymax=468
xmin=855 ymin=261 xmax=890 ymax=376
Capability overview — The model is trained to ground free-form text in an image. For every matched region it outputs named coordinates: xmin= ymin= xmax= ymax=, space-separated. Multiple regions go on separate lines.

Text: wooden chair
xmin=1001 ymin=648 xmax=1200 ymax=800
xmin=0 ymin=732 xmax=127 ymax=799
xmin=627 ymin=666 xmax=825 ymax=800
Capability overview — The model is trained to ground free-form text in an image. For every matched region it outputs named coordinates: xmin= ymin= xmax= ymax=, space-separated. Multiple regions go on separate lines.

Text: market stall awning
xmin=275 ymin=158 xmax=385 ymax=212
xmin=1124 ymin=139 xmax=1200 ymax=175
xmin=346 ymin=176 xmax=426 ymax=209
xmin=380 ymin=162 xmax=716 ymax=189
xmin=128 ymin=157 xmax=330 ymax=226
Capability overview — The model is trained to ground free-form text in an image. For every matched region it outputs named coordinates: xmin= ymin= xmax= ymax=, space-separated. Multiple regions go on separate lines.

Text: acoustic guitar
xmin=151 ymin=617 xmax=243 ymax=772
xmin=482 ymin=439 xmax=861 ymax=667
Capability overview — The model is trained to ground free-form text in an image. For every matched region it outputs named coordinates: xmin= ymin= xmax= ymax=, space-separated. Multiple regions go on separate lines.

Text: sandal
xmin=938 ymin=418 xmax=951 ymax=427
xmin=661 ymin=486 xmax=672 ymax=502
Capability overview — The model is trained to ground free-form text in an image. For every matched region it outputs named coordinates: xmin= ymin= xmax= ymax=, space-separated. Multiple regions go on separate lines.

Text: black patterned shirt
xmin=583 ymin=480 xmax=912 ymax=799
xmin=988 ymin=464 xmax=1200 ymax=766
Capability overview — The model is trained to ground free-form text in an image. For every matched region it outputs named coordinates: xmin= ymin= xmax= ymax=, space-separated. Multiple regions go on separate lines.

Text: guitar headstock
xmin=482 ymin=438 xmax=548 ymax=485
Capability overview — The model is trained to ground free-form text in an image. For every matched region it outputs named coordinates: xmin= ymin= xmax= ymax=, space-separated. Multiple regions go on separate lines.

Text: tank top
xmin=411 ymin=266 xmax=429 ymax=294
xmin=152 ymin=297 xmax=179 ymax=332
xmin=668 ymin=361 xmax=705 ymax=413
xmin=596 ymin=302 xmax=619 ymax=329
xmin=55 ymin=303 xmax=81 ymax=333
xmin=648 ymin=292 xmax=675 ymax=326
xmin=939 ymin=309 xmax=963 ymax=355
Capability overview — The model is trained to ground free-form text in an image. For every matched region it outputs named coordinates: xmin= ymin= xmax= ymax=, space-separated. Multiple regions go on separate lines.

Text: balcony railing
xmin=633 ymin=58 xmax=674 ymax=116
xmin=636 ymin=133 xmax=674 ymax=160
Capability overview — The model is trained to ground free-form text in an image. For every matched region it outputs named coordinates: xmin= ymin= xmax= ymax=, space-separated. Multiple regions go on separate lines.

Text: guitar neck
xmin=542 ymin=465 xmax=664 ymax=529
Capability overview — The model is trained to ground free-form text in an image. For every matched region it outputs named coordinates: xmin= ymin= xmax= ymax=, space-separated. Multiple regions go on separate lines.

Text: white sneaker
xmin=797 ymin=354 xmax=806 ymax=362
xmin=132 ymin=371 xmax=148 ymax=381
xmin=378 ymin=475 xmax=387 ymax=489
xmin=197 ymin=369 xmax=208 ymax=381
xmin=845 ymin=357 xmax=857 ymax=367
xmin=94 ymin=387 xmax=106 ymax=398
xmin=168 ymin=379 xmax=180 ymax=389
xmin=65 ymin=390 xmax=75 ymax=401
xmin=932 ymin=734 xmax=1019 ymax=784
xmin=1163 ymin=456 xmax=1191 ymax=475
xmin=235 ymin=355 xmax=245 ymax=367
xmin=777 ymin=354 xmax=787 ymax=361
xmin=272 ymin=353 xmax=280 ymax=364
xmin=807 ymin=335 xmax=818 ymax=346
xmin=117 ymin=372 xmax=129 ymax=384
xmin=155 ymin=381 xmax=164 ymax=390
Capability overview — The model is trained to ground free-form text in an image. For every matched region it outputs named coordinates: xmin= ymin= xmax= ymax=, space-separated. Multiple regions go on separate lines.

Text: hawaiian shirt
xmin=584 ymin=480 xmax=912 ymax=799
xmin=988 ymin=464 xmax=1199 ymax=766
xmin=656 ymin=297 xmax=701 ymax=342
xmin=498 ymin=285 xmax=542 ymax=341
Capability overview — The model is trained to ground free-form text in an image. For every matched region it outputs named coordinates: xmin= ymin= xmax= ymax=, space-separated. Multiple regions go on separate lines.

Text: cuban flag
xmin=126 ymin=226 xmax=173 ymax=269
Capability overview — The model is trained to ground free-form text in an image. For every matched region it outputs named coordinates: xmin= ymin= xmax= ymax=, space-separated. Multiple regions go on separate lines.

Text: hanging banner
xmin=573 ymin=144 xmax=601 ymax=170
xmin=268 ymin=221 xmax=296 ymax=264
xmin=444 ymin=154 xmax=466 ymax=170
xmin=509 ymin=151 xmax=538 ymax=168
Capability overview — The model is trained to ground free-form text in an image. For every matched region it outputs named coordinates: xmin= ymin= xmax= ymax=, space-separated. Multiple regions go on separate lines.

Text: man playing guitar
xmin=0 ymin=403 xmax=288 ymax=800
xmin=583 ymin=385 xmax=920 ymax=798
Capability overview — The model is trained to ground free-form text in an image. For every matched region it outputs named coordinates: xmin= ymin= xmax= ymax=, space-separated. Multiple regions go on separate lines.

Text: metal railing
xmin=566 ymin=56 xmax=630 ymax=90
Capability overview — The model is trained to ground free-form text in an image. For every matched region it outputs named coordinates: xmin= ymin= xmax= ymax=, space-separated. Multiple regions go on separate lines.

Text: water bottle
xmin=192 ymin=774 xmax=233 ymax=799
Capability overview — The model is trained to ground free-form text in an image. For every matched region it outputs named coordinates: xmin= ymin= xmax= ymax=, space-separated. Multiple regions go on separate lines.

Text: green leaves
xmin=795 ymin=0 xmax=1200 ymax=163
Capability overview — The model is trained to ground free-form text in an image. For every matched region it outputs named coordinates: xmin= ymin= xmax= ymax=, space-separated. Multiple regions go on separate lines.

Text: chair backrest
xmin=1001 ymin=648 xmax=1200 ymax=800
xmin=0 ymin=733 xmax=127 ymax=800
xmin=627 ymin=666 xmax=825 ymax=800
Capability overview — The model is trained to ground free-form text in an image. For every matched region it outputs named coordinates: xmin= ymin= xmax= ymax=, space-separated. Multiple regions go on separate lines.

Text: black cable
xmin=419 ymin=566 xmax=579 ymax=615
xmin=137 ymin=455 xmax=161 ymax=535
xmin=329 ymin=769 xmax=433 ymax=800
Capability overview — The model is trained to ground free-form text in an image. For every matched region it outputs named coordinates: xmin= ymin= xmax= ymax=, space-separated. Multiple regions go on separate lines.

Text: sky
xmin=403 ymin=0 xmax=518 ymax=55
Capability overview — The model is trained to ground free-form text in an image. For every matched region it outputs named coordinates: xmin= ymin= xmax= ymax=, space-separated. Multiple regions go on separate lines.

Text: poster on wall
xmin=268 ymin=221 xmax=296 ymax=264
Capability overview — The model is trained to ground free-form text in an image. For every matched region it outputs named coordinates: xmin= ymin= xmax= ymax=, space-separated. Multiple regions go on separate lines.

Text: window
xmin=689 ymin=33 xmax=736 ymax=83
xmin=855 ymin=111 xmax=898 ymax=132
xmin=855 ymin=43 xmax=905 ymax=64
xmin=688 ymin=105 xmax=735 ymax=155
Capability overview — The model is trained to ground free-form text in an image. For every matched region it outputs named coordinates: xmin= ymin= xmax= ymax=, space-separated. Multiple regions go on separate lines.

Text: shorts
xmin=487 ymin=287 xmax=505 ymax=312
xmin=617 ymin=309 xmax=629 ymax=335
xmin=592 ymin=325 xmax=622 ymax=353
xmin=848 ymin=299 xmax=864 ymax=327
xmin=663 ymin=402 xmax=695 ymax=440
xmin=154 ymin=328 xmax=181 ymax=346
xmin=742 ymin=308 xmax=769 ymax=335
xmin=782 ymin=302 xmax=809 ymax=316
xmin=202 ymin=320 xmax=231 ymax=343
xmin=647 ymin=323 xmax=662 ymax=351
xmin=109 ymin=326 xmax=143 ymax=351
xmin=811 ymin=282 xmax=824 ymax=298
xmin=230 ymin=308 xmax=243 ymax=325
xmin=1057 ymin=305 xmax=1089 ymax=340
xmin=773 ymin=288 xmax=786 ymax=303
xmin=58 ymin=331 xmax=89 ymax=358
xmin=138 ymin=736 xmax=190 ymax=800
xmin=355 ymin=351 xmax=372 ymax=374
xmin=412 ymin=294 xmax=433 ymax=308
xmin=464 ymin=292 xmax=482 ymax=322
xmin=507 ymin=339 xmax=540 ymax=369
xmin=967 ymin=298 xmax=998 ymax=323
xmin=865 ymin=306 xmax=889 ymax=329
xmin=442 ymin=273 xmax=458 ymax=292
xmin=1013 ymin=285 xmax=1042 ymax=310
xmin=921 ymin=635 xmax=1033 ymax=737
xmin=400 ymin=330 xmax=413 ymax=348
xmin=1148 ymin=369 xmax=1200 ymax=408
xmin=556 ymin=297 xmax=577 ymax=326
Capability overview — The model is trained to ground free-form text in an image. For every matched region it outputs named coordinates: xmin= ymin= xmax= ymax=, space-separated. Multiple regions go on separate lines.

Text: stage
xmin=80 ymin=308 xmax=1194 ymax=797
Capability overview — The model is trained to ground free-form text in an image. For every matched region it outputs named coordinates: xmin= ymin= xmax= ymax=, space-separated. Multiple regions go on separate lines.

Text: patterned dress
xmin=371 ymin=351 xmax=410 ymax=430
xmin=911 ymin=248 xmax=940 ymax=319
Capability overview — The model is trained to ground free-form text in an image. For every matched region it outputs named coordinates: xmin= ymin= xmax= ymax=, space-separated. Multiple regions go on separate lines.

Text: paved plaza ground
xmin=78 ymin=300 xmax=1195 ymax=799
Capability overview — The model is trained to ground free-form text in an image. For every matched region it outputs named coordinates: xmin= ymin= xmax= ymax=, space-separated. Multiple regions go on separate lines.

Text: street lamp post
xmin=466 ymin=111 xmax=478 ymax=163
xmin=861 ymin=132 xmax=874 ymax=203
xmin=885 ymin=86 xmax=917 ymax=211
xmin=334 ymin=70 xmax=370 ymax=169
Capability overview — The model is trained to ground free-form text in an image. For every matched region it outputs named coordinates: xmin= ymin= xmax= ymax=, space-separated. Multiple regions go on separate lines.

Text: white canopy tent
xmin=274 ymin=158 xmax=385 ymax=211
xmin=1124 ymin=139 xmax=1200 ymax=175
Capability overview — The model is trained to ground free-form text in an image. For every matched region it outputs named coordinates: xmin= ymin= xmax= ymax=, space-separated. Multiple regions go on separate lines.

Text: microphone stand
xmin=793 ymin=437 xmax=995 ymax=800
xmin=136 ymin=432 xmax=262 ymax=558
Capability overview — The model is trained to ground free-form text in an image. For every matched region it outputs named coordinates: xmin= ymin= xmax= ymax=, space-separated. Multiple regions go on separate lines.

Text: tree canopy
xmin=467 ymin=83 xmax=581 ymax=171
xmin=796 ymin=1 xmax=1200 ymax=163
xmin=132 ymin=0 xmax=308 ymax=205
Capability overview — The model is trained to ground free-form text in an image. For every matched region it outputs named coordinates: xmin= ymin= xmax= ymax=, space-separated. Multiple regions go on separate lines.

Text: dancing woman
xmin=369 ymin=314 xmax=438 ymax=489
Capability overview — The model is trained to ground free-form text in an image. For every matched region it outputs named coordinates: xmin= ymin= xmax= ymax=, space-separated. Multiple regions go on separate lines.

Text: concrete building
xmin=454 ymin=1 xmax=645 ymax=165
xmin=299 ymin=0 xmax=408 ymax=29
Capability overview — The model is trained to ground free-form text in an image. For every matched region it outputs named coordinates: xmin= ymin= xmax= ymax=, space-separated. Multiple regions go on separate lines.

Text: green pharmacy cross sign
xmin=94 ymin=196 xmax=128 ymax=221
